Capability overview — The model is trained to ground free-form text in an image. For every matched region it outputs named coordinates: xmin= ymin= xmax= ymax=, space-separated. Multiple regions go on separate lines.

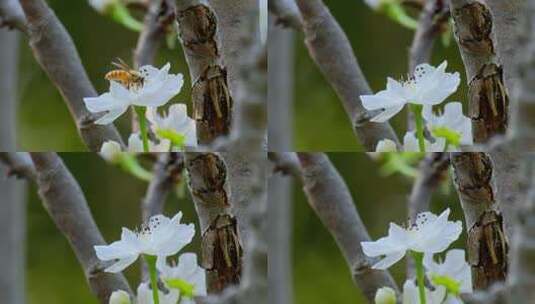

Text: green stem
xmin=109 ymin=3 xmax=143 ymax=32
xmin=146 ymin=255 xmax=160 ymax=304
xmin=119 ymin=154 xmax=153 ymax=181
xmin=443 ymin=141 xmax=450 ymax=152
xmin=412 ymin=251 xmax=427 ymax=304
xmin=134 ymin=106 xmax=149 ymax=152
xmin=410 ymin=104 xmax=426 ymax=152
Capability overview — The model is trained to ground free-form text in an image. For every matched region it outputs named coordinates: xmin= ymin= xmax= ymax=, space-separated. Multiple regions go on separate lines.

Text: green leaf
xmin=165 ymin=278 xmax=195 ymax=299
xmin=432 ymin=126 xmax=462 ymax=147
xmin=156 ymin=128 xmax=186 ymax=150
xmin=109 ymin=3 xmax=143 ymax=32
xmin=383 ymin=3 xmax=418 ymax=30
xmin=431 ymin=274 xmax=461 ymax=296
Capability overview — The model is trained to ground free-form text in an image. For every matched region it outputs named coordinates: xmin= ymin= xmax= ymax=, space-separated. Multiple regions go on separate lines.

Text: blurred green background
xmin=25 ymin=153 xmax=199 ymax=303
xmin=292 ymin=153 xmax=466 ymax=303
xmin=293 ymin=1 xmax=468 ymax=151
xmin=17 ymin=1 xmax=191 ymax=151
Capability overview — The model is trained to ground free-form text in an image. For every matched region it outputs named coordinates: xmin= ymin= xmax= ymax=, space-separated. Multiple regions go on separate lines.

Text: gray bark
xmin=0 ymin=0 xmax=26 ymax=31
xmin=29 ymin=153 xmax=132 ymax=303
xmin=267 ymin=15 xmax=294 ymax=304
xmin=451 ymin=152 xmax=508 ymax=290
xmin=296 ymin=153 xmax=399 ymax=302
xmin=450 ymin=0 xmax=508 ymax=144
xmin=0 ymin=26 xmax=25 ymax=304
xmin=268 ymin=0 xmax=301 ymax=30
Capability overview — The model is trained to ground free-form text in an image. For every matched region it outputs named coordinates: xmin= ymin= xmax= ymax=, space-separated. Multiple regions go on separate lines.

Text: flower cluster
xmin=361 ymin=61 xmax=473 ymax=152
xmin=362 ymin=208 xmax=472 ymax=304
xmin=95 ymin=213 xmax=206 ymax=304
xmin=84 ymin=62 xmax=197 ymax=153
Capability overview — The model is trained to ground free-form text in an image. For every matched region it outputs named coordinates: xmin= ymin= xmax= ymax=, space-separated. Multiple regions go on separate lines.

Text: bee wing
xmin=111 ymin=58 xmax=131 ymax=71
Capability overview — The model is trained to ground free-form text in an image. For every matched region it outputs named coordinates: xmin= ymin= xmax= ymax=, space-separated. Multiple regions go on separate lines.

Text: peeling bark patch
xmin=177 ymin=5 xmax=218 ymax=58
xmin=192 ymin=65 xmax=233 ymax=143
xmin=186 ymin=153 xmax=229 ymax=206
xmin=201 ymin=214 xmax=242 ymax=293
xmin=469 ymin=64 xmax=509 ymax=143
xmin=467 ymin=211 xmax=508 ymax=289
xmin=452 ymin=2 xmax=494 ymax=54
xmin=453 ymin=153 xmax=494 ymax=202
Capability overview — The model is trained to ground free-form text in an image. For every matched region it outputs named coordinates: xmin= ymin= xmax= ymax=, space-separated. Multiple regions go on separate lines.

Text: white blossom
xmin=361 ymin=61 xmax=460 ymax=122
xmin=99 ymin=140 xmax=123 ymax=162
xmin=375 ymin=286 xmax=397 ymax=304
xmin=402 ymin=132 xmax=452 ymax=152
xmin=157 ymin=253 xmax=207 ymax=303
xmin=127 ymin=133 xmax=171 ymax=152
xmin=146 ymin=104 xmax=197 ymax=149
xmin=84 ymin=63 xmax=183 ymax=124
xmin=402 ymin=280 xmax=446 ymax=304
xmin=109 ymin=290 xmax=131 ymax=304
xmin=424 ymin=249 xmax=472 ymax=302
xmin=94 ymin=213 xmax=195 ymax=273
xmin=361 ymin=208 xmax=462 ymax=269
xmin=364 ymin=0 xmax=383 ymax=10
xmin=136 ymin=283 xmax=179 ymax=304
xmin=375 ymin=139 xmax=398 ymax=152
xmin=423 ymin=102 xmax=473 ymax=146
xmin=88 ymin=0 xmax=115 ymax=13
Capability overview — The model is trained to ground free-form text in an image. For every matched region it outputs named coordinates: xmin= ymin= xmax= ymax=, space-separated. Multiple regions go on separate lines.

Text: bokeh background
xmin=293 ymin=1 xmax=468 ymax=151
xmin=291 ymin=153 xmax=465 ymax=303
xmin=16 ymin=1 xmax=192 ymax=151
xmin=24 ymin=153 xmax=199 ymax=303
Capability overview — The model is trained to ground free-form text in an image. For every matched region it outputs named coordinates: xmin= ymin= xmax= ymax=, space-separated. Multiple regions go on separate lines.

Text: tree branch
xmin=0 ymin=26 xmax=19 ymax=150
xmin=133 ymin=0 xmax=175 ymax=68
xmin=0 ymin=0 xmax=26 ymax=32
xmin=268 ymin=0 xmax=302 ymax=31
xmin=175 ymin=0 xmax=233 ymax=144
xmin=293 ymin=0 xmax=399 ymax=150
xmin=0 ymin=152 xmax=36 ymax=180
xmin=18 ymin=0 xmax=124 ymax=151
xmin=409 ymin=0 xmax=450 ymax=73
xmin=29 ymin=153 xmax=132 ymax=302
xmin=296 ymin=152 xmax=399 ymax=301
xmin=449 ymin=0 xmax=508 ymax=144
xmin=450 ymin=152 xmax=508 ymax=290
xmin=184 ymin=152 xmax=243 ymax=293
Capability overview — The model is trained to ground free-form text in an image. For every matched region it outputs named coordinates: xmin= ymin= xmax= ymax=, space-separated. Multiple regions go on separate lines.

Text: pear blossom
xmin=100 ymin=140 xmax=123 ymax=162
xmin=127 ymin=133 xmax=171 ymax=152
xmin=375 ymin=139 xmax=398 ymax=152
xmin=361 ymin=61 xmax=460 ymax=122
xmin=423 ymin=102 xmax=473 ymax=146
xmin=157 ymin=253 xmax=207 ymax=303
xmin=424 ymin=249 xmax=472 ymax=302
xmin=364 ymin=0 xmax=383 ymax=10
xmin=402 ymin=132 xmax=452 ymax=152
xmin=402 ymin=280 xmax=446 ymax=304
xmin=94 ymin=213 xmax=195 ymax=273
xmin=109 ymin=290 xmax=131 ymax=304
xmin=361 ymin=208 xmax=462 ymax=270
xmin=375 ymin=286 xmax=397 ymax=304
xmin=146 ymin=104 xmax=197 ymax=149
xmin=109 ymin=283 xmax=179 ymax=304
xmin=84 ymin=63 xmax=184 ymax=125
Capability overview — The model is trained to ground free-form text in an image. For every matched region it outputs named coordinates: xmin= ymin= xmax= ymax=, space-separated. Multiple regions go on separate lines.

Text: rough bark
xmin=296 ymin=153 xmax=399 ymax=301
xmin=451 ymin=152 xmax=508 ymax=290
xmin=450 ymin=0 xmax=509 ymax=144
xmin=29 ymin=153 xmax=132 ymax=303
xmin=176 ymin=0 xmax=233 ymax=144
xmin=294 ymin=0 xmax=400 ymax=150
xmin=18 ymin=0 xmax=124 ymax=151
xmin=185 ymin=152 xmax=242 ymax=293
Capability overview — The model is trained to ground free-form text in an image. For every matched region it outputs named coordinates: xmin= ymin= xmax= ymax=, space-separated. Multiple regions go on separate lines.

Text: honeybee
xmin=105 ymin=58 xmax=144 ymax=90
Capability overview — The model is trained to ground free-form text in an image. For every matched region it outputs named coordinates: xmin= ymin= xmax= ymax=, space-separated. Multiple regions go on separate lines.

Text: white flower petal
xmin=104 ymin=255 xmax=139 ymax=273
xmin=94 ymin=107 xmax=129 ymax=125
xmin=375 ymin=139 xmax=398 ymax=152
xmin=109 ymin=290 xmax=131 ymax=304
xmin=371 ymin=250 xmax=406 ymax=270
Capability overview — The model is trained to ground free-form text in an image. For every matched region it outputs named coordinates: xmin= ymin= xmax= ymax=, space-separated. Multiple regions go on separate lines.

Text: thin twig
xmin=294 ymin=0 xmax=399 ymax=150
xmin=296 ymin=152 xmax=399 ymax=301
xmin=0 ymin=152 xmax=36 ymax=180
xmin=29 ymin=153 xmax=132 ymax=303
xmin=0 ymin=0 xmax=27 ymax=32
xmin=18 ymin=0 xmax=124 ymax=151
xmin=268 ymin=0 xmax=302 ymax=31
